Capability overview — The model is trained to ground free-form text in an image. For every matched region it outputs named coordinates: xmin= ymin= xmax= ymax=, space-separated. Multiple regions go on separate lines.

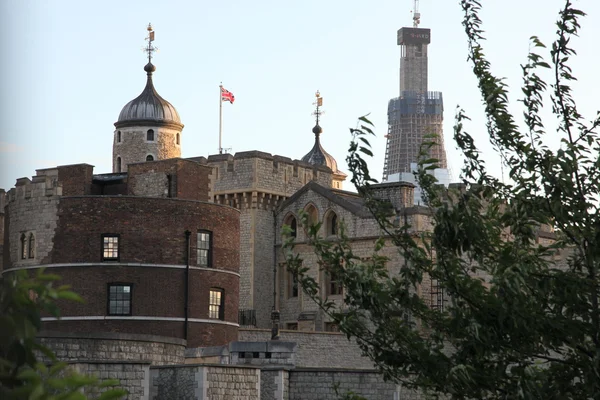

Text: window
xmin=176 ymin=133 xmax=180 ymax=145
xmin=286 ymin=322 xmax=298 ymax=330
xmin=146 ymin=154 xmax=154 ymax=162
xmin=117 ymin=131 xmax=121 ymax=143
xmin=116 ymin=157 xmax=122 ymax=173
xmin=20 ymin=234 xmax=27 ymax=260
xmin=28 ymin=233 xmax=35 ymax=259
xmin=102 ymin=234 xmax=119 ymax=261
xmin=197 ymin=231 xmax=212 ymax=267
xmin=147 ymin=129 xmax=155 ymax=141
xmin=108 ymin=284 xmax=132 ymax=315
xmin=326 ymin=271 xmax=343 ymax=296
xmin=305 ymin=204 xmax=318 ymax=226
xmin=284 ymin=214 xmax=297 ymax=238
xmin=325 ymin=211 xmax=338 ymax=236
xmin=288 ymin=271 xmax=298 ymax=298
xmin=209 ymin=288 xmax=224 ymax=320
xmin=324 ymin=322 xmax=340 ymax=332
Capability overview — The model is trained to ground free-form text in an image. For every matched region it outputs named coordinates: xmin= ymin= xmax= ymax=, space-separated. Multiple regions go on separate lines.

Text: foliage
xmin=0 ymin=269 xmax=127 ymax=399
xmin=284 ymin=0 xmax=600 ymax=398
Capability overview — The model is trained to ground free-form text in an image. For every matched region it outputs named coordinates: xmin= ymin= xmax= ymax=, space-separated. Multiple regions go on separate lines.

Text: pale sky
xmin=1 ymin=0 xmax=599 ymax=191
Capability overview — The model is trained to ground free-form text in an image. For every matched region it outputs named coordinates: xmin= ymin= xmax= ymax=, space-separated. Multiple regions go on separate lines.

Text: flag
xmin=221 ymin=87 xmax=235 ymax=104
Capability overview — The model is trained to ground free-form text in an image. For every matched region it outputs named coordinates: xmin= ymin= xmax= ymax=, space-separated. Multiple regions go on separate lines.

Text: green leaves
xmin=0 ymin=271 xmax=127 ymax=399
xmin=283 ymin=1 xmax=600 ymax=398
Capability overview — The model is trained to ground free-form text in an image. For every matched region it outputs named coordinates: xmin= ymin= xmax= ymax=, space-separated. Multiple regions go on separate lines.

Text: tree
xmin=0 ymin=269 xmax=127 ymax=399
xmin=284 ymin=1 xmax=600 ymax=398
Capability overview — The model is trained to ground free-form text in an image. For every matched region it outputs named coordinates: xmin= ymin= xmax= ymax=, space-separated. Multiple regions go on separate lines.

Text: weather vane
xmin=143 ymin=23 xmax=158 ymax=63
xmin=312 ymin=90 xmax=324 ymax=125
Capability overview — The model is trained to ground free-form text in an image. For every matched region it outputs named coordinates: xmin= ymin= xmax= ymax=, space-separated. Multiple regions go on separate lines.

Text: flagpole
xmin=219 ymin=83 xmax=223 ymax=154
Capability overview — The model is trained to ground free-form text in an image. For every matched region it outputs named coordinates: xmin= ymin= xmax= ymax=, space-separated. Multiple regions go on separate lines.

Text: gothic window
xmin=197 ymin=231 xmax=212 ymax=267
xmin=116 ymin=157 xmax=122 ymax=173
xmin=146 ymin=154 xmax=154 ymax=162
xmin=209 ymin=288 xmax=224 ymax=320
xmin=283 ymin=214 xmax=297 ymax=238
xmin=288 ymin=271 xmax=298 ymax=298
xmin=107 ymin=284 xmax=132 ymax=315
xmin=176 ymin=133 xmax=180 ymax=145
xmin=102 ymin=234 xmax=119 ymax=261
xmin=117 ymin=131 xmax=121 ymax=143
xmin=28 ymin=233 xmax=35 ymax=259
xmin=304 ymin=204 xmax=318 ymax=226
xmin=20 ymin=233 xmax=27 ymax=260
xmin=147 ymin=129 xmax=155 ymax=141
xmin=325 ymin=210 xmax=338 ymax=236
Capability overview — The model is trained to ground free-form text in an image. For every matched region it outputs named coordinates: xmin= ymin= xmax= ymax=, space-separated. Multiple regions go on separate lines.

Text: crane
xmin=412 ymin=0 xmax=421 ymax=28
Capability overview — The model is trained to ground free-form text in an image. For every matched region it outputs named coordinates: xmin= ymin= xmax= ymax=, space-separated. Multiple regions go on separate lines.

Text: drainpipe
xmin=184 ymin=230 xmax=191 ymax=341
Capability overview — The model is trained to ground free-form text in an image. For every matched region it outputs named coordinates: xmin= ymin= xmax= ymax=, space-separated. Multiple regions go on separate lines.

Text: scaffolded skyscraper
xmin=382 ymin=17 xmax=447 ymax=181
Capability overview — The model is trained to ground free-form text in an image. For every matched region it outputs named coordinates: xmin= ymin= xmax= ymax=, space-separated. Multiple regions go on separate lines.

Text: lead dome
xmin=115 ymin=62 xmax=183 ymax=129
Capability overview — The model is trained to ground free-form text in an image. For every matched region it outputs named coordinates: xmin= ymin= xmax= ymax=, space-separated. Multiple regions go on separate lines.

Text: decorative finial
xmin=312 ymin=91 xmax=324 ymax=132
xmin=143 ymin=23 xmax=158 ymax=65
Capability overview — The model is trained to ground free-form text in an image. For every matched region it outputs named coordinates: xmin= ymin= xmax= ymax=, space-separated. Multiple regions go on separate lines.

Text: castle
xmin=0 ymin=22 xmax=556 ymax=400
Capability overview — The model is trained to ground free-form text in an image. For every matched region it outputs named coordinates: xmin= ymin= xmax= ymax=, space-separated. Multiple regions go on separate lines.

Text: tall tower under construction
xmin=382 ymin=4 xmax=447 ymax=181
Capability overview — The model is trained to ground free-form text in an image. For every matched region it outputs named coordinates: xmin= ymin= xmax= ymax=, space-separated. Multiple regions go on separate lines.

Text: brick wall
xmin=127 ymin=158 xmax=211 ymax=201
xmin=57 ymin=164 xmax=94 ymax=196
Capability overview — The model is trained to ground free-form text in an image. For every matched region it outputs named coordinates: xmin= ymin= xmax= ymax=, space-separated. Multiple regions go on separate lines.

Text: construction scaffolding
xmin=383 ymin=91 xmax=446 ymax=181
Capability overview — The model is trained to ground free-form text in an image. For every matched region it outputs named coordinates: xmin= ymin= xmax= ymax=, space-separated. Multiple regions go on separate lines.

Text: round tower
xmin=301 ymin=91 xmax=347 ymax=189
xmin=112 ymin=24 xmax=183 ymax=173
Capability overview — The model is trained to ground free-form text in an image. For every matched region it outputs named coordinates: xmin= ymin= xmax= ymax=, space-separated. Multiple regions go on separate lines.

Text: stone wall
xmin=150 ymin=364 xmax=261 ymax=400
xmin=3 ymin=172 xmax=61 ymax=268
xmin=288 ymin=369 xmax=403 ymax=400
xmin=38 ymin=332 xmax=186 ymax=365
xmin=238 ymin=329 xmax=375 ymax=370
xmin=113 ymin=125 xmax=182 ymax=173
xmin=71 ymin=361 xmax=150 ymax=400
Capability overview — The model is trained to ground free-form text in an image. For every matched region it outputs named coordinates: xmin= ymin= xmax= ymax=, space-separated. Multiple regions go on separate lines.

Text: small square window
xmin=209 ymin=288 xmax=224 ymax=320
xmin=325 ymin=322 xmax=340 ymax=332
xmin=286 ymin=322 xmax=298 ymax=330
xmin=108 ymin=284 xmax=132 ymax=315
xmin=102 ymin=235 xmax=119 ymax=261
xmin=197 ymin=231 xmax=212 ymax=267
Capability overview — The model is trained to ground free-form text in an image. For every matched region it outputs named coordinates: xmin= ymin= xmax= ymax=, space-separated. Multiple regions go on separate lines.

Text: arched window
xmin=147 ymin=129 xmax=155 ymax=141
xmin=117 ymin=131 xmax=121 ymax=143
xmin=176 ymin=133 xmax=180 ymax=145
xmin=116 ymin=157 xmax=122 ymax=173
xmin=20 ymin=234 xmax=27 ymax=260
xmin=325 ymin=211 xmax=338 ymax=236
xmin=28 ymin=233 xmax=35 ymax=259
xmin=284 ymin=214 xmax=297 ymax=238
xmin=304 ymin=204 xmax=318 ymax=226
xmin=146 ymin=154 xmax=154 ymax=162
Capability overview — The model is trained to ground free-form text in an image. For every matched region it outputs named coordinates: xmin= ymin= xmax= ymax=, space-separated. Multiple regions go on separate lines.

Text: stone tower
xmin=382 ymin=19 xmax=447 ymax=181
xmin=112 ymin=25 xmax=183 ymax=173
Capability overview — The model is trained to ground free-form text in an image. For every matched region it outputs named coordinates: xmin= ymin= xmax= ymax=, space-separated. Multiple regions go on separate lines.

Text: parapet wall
xmin=238 ymin=329 xmax=375 ymax=370
xmin=203 ymin=151 xmax=333 ymax=198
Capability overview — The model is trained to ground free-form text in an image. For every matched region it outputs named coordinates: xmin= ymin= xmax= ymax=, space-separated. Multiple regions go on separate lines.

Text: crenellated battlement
xmin=7 ymin=168 xmax=63 ymax=203
xmin=189 ymin=151 xmax=334 ymax=211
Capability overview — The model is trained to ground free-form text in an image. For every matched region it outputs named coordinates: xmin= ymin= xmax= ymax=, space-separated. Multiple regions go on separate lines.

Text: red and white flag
xmin=221 ymin=86 xmax=235 ymax=104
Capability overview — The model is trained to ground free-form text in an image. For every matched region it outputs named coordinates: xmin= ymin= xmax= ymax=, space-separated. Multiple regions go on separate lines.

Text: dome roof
xmin=301 ymin=124 xmax=346 ymax=178
xmin=115 ymin=63 xmax=183 ymax=129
